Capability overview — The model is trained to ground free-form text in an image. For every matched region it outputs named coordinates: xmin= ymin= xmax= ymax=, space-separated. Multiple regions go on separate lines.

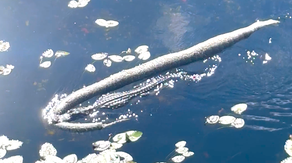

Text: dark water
xmin=0 ymin=0 xmax=292 ymax=162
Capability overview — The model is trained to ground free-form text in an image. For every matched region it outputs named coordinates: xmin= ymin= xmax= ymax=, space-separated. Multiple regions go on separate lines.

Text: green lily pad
xmin=125 ymin=131 xmax=143 ymax=142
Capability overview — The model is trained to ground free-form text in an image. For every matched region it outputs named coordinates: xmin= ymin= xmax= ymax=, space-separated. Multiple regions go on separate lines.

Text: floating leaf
xmin=116 ymin=151 xmax=133 ymax=161
xmin=219 ymin=116 xmax=236 ymax=125
xmin=45 ymin=155 xmax=64 ymax=163
xmin=77 ymin=0 xmax=89 ymax=8
xmin=110 ymin=142 xmax=123 ymax=150
xmin=1 ymin=155 xmax=23 ymax=163
xmin=265 ymin=53 xmax=272 ymax=61
xmin=5 ymin=139 xmax=23 ymax=151
xmin=126 ymin=131 xmax=142 ymax=142
xmin=205 ymin=115 xmax=219 ymax=124
xmin=183 ymin=151 xmax=194 ymax=157
xmin=55 ymin=51 xmax=70 ymax=58
xmin=175 ymin=147 xmax=188 ymax=154
xmin=91 ymin=53 xmax=108 ymax=60
xmin=103 ymin=59 xmax=112 ymax=67
xmin=0 ymin=135 xmax=9 ymax=148
xmin=92 ymin=140 xmax=111 ymax=151
xmin=63 ymin=154 xmax=77 ymax=163
xmin=42 ymin=49 xmax=54 ymax=58
xmin=171 ymin=155 xmax=185 ymax=163
xmin=285 ymin=139 xmax=292 ymax=156
xmin=175 ymin=141 xmax=186 ymax=148
xmin=105 ymin=20 xmax=119 ymax=28
xmin=0 ymin=41 xmax=10 ymax=52
xmin=112 ymin=133 xmax=127 ymax=144
xmin=39 ymin=142 xmax=57 ymax=159
xmin=231 ymin=103 xmax=247 ymax=114
xmin=6 ymin=64 xmax=14 ymax=70
xmin=68 ymin=0 xmax=78 ymax=8
xmin=0 ymin=148 xmax=6 ymax=159
xmin=2 ymin=68 xmax=11 ymax=75
xmin=281 ymin=157 xmax=292 ymax=163
xmin=39 ymin=61 xmax=51 ymax=68
xmin=108 ymin=55 xmax=123 ymax=62
xmin=123 ymin=55 xmax=135 ymax=62
xmin=95 ymin=19 xmax=108 ymax=27
xmin=134 ymin=45 xmax=148 ymax=54
xmin=231 ymin=118 xmax=245 ymax=128
xmin=138 ymin=51 xmax=151 ymax=60
xmin=85 ymin=64 xmax=96 ymax=72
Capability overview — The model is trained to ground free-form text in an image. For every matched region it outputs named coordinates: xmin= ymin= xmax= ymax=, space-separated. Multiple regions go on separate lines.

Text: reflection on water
xmin=153 ymin=4 xmax=191 ymax=51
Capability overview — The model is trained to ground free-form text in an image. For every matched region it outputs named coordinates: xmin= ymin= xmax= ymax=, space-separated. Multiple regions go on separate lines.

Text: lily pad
xmin=108 ymin=55 xmax=123 ymax=62
xmin=5 ymin=139 xmax=23 ymax=151
xmin=175 ymin=147 xmax=189 ymax=154
xmin=206 ymin=115 xmax=219 ymax=124
xmin=103 ymin=59 xmax=112 ymax=67
xmin=231 ymin=118 xmax=245 ymax=129
xmin=42 ymin=49 xmax=54 ymax=58
xmin=134 ymin=45 xmax=149 ymax=54
xmin=123 ymin=55 xmax=135 ymax=62
xmin=85 ymin=64 xmax=96 ymax=72
xmin=171 ymin=155 xmax=185 ymax=163
xmin=92 ymin=140 xmax=111 ymax=151
xmin=91 ymin=53 xmax=108 ymax=60
xmin=116 ymin=151 xmax=133 ymax=161
xmin=63 ymin=154 xmax=77 ymax=163
xmin=125 ymin=131 xmax=143 ymax=142
xmin=138 ymin=51 xmax=151 ymax=60
xmin=0 ymin=148 xmax=6 ymax=159
xmin=219 ymin=116 xmax=236 ymax=125
xmin=175 ymin=141 xmax=186 ymax=148
xmin=39 ymin=61 xmax=51 ymax=68
xmin=231 ymin=103 xmax=247 ymax=114
xmin=112 ymin=133 xmax=127 ymax=144
xmin=39 ymin=142 xmax=57 ymax=159
xmin=183 ymin=151 xmax=194 ymax=157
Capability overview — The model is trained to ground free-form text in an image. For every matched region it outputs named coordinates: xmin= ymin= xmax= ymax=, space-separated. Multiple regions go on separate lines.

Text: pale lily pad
xmin=63 ymin=154 xmax=77 ymax=163
xmin=5 ymin=139 xmax=23 ymax=151
xmin=138 ymin=51 xmax=151 ymax=60
xmin=0 ymin=135 xmax=9 ymax=148
xmin=134 ymin=45 xmax=149 ymax=54
xmin=231 ymin=103 xmax=247 ymax=114
xmin=123 ymin=55 xmax=135 ymax=62
xmin=265 ymin=53 xmax=272 ymax=61
xmin=55 ymin=51 xmax=70 ymax=58
xmin=77 ymin=0 xmax=89 ymax=8
xmin=285 ymin=139 xmax=292 ymax=156
xmin=115 ymin=151 xmax=133 ymax=161
xmin=85 ymin=64 xmax=96 ymax=72
xmin=2 ymin=68 xmax=11 ymax=75
xmin=171 ymin=155 xmax=185 ymax=163
xmin=68 ymin=0 xmax=78 ymax=8
xmin=91 ymin=53 xmax=108 ymax=60
xmin=175 ymin=147 xmax=188 ymax=154
xmin=42 ymin=49 xmax=54 ymax=58
xmin=105 ymin=20 xmax=119 ymax=28
xmin=281 ymin=157 xmax=292 ymax=163
xmin=175 ymin=141 xmax=186 ymax=148
xmin=6 ymin=64 xmax=14 ymax=70
xmin=183 ymin=151 xmax=194 ymax=157
xmin=92 ymin=140 xmax=111 ymax=151
xmin=206 ymin=115 xmax=219 ymax=124
xmin=112 ymin=133 xmax=127 ymax=144
xmin=95 ymin=19 xmax=108 ymax=27
xmin=0 ymin=148 xmax=6 ymax=159
xmin=126 ymin=131 xmax=143 ymax=142
xmin=110 ymin=142 xmax=123 ymax=150
xmin=1 ymin=155 xmax=23 ymax=163
xmin=39 ymin=142 xmax=57 ymax=159
xmin=45 ymin=155 xmax=64 ymax=163
xmin=219 ymin=116 xmax=236 ymax=125
xmin=39 ymin=61 xmax=51 ymax=68
xmin=108 ymin=55 xmax=123 ymax=62
xmin=103 ymin=59 xmax=112 ymax=67
xmin=0 ymin=41 xmax=10 ymax=52
xmin=231 ymin=118 xmax=245 ymax=129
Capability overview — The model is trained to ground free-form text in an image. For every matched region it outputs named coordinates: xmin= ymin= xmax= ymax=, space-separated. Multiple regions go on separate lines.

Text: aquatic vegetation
xmin=39 ymin=61 xmax=52 ymax=69
xmin=84 ymin=64 xmax=96 ymax=72
xmin=95 ymin=19 xmax=119 ymax=28
xmin=231 ymin=103 xmax=247 ymax=114
xmin=205 ymin=103 xmax=247 ymax=129
xmin=281 ymin=136 xmax=292 ymax=163
xmin=68 ymin=0 xmax=90 ymax=8
xmin=0 ymin=40 xmax=10 ymax=52
xmin=0 ymin=64 xmax=14 ymax=76
xmin=42 ymin=49 xmax=54 ymax=58
xmin=0 ymin=135 xmax=23 ymax=162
